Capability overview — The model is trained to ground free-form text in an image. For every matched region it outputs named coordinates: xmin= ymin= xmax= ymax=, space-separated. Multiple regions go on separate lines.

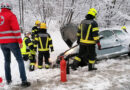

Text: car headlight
xmin=64 ymin=49 xmax=74 ymax=56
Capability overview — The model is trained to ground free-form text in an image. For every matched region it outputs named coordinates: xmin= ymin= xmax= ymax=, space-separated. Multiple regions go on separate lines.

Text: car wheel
xmin=128 ymin=52 xmax=130 ymax=56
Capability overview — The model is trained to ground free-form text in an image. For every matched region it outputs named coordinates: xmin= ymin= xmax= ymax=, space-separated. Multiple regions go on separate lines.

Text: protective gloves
xmin=97 ymin=42 xmax=101 ymax=50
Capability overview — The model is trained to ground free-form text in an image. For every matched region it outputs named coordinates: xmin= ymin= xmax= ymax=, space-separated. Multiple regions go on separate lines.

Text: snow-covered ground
xmin=0 ymin=21 xmax=130 ymax=90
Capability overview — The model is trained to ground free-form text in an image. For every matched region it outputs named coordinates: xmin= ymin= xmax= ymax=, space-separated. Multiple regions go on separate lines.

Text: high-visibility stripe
xmin=89 ymin=60 xmax=95 ymax=64
xmin=21 ymin=37 xmax=27 ymax=53
xmin=35 ymin=37 xmax=38 ymax=41
xmin=80 ymin=39 xmax=96 ymax=44
xmin=38 ymin=48 xmax=49 ymax=51
xmin=0 ymin=30 xmax=21 ymax=34
xmin=21 ymin=52 xmax=30 ymax=55
xmin=39 ymin=37 xmax=43 ymax=49
xmin=85 ymin=24 xmax=92 ymax=40
xmin=49 ymin=38 xmax=52 ymax=41
xmin=0 ymin=36 xmax=21 ymax=39
xmin=34 ymin=44 xmax=37 ymax=47
xmin=78 ymin=25 xmax=81 ymax=29
xmin=80 ymin=24 xmax=97 ymax=44
xmin=93 ymin=36 xmax=99 ymax=41
xmin=38 ymin=65 xmax=43 ymax=69
xmin=45 ymin=64 xmax=50 ymax=68
xmin=81 ymin=24 xmax=91 ymax=40
xmin=92 ymin=27 xmax=99 ymax=32
xmin=38 ymin=36 xmax=50 ymax=51
xmin=30 ymin=63 xmax=35 ymax=65
xmin=28 ymin=43 xmax=33 ymax=46
xmin=35 ymin=29 xmax=38 ymax=31
xmin=77 ymin=33 xmax=80 ymax=36
xmin=49 ymin=44 xmax=53 ymax=47
xmin=74 ymin=56 xmax=81 ymax=62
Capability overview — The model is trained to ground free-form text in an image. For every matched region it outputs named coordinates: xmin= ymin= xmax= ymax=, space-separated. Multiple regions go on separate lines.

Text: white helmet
xmin=0 ymin=2 xmax=12 ymax=10
xmin=25 ymin=32 xmax=31 ymax=36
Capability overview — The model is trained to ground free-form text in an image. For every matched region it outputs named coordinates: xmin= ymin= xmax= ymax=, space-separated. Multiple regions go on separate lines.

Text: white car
xmin=56 ymin=29 xmax=130 ymax=66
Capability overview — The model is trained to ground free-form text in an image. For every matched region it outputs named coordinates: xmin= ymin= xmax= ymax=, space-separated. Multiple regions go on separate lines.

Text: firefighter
xmin=31 ymin=20 xmax=41 ymax=51
xmin=121 ymin=26 xmax=127 ymax=33
xmin=71 ymin=8 xmax=101 ymax=71
xmin=21 ymin=32 xmax=36 ymax=71
xmin=32 ymin=20 xmax=40 ymax=39
xmin=35 ymin=23 xmax=54 ymax=69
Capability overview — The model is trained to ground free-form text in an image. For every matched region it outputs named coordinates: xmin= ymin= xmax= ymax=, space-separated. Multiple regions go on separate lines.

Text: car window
xmin=99 ymin=30 xmax=114 ymax=38
xmin=99 ymin=30 xmax=120 ymax=48
xmin=113 ymin=30 xmax=128 ymax=41
xmin=113 ymin=30 xmax=125 ymax=36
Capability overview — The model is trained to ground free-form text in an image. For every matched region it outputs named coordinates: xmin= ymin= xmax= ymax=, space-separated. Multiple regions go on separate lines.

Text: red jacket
xmin=0 ymin=8 xmax=22 ymax=44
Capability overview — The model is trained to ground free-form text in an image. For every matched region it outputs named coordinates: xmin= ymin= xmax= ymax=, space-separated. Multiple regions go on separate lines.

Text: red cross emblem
xmin=0 ymin=16 xmax=4 ymax=25
xmin=0 ymin=77 xmax=2 ymax=83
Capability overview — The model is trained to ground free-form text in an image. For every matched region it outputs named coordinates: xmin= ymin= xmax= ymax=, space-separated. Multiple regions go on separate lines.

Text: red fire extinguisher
xmin=60 ymin=56 xmax=67 ymax=82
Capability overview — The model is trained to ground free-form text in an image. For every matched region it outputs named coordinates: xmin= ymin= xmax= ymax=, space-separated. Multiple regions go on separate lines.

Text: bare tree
xmin=19 ymin=0 xmax=24 ymax=32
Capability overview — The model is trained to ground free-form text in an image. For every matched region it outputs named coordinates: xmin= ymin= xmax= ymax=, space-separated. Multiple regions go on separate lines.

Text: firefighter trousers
xmin=22 ymin=54 xmax=36 ymax=64
xmin=38 ymin=51 xmax=50 ymax=66
xmin=75 ymin=44 xmax=96 ymax=65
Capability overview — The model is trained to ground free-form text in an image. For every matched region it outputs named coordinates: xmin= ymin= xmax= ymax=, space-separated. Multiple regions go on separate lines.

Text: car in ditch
xmin=56 ymin=29 xmax=130 ymax=66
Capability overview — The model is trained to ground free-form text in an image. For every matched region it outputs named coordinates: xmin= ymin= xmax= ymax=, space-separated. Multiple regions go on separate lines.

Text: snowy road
xmin=1 ymin=55 xmax=130 ymax=90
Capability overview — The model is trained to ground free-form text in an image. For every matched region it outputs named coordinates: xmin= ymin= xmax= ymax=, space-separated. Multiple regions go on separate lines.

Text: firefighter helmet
xmin=40 ymin=23 xmax=46 ymax=29
xmin=35 ymin=20 xmax=40 ymax=25
xmin=87 ymin=8 xmax=97 ymax=17
xmin=0 ymin=2 xmax=12 ymax=10
xmin=121 ymin=26 xmax=126 ymax=30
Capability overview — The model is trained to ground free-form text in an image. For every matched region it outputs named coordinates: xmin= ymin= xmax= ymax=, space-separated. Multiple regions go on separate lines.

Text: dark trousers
xmin=38 ymin=51 xmax=50 ymax=66
xmin=1 ymin=43 xmax=27 ymax=82
xmin=22 ymin=54 xmax=36 ymax=64
xmin=78 ymin=44 xmax=96 ymax=64
xmin=22 ymin=55 xmax=29 ymax=61
xmin=29 ymin=55 xmax=36 ymax=64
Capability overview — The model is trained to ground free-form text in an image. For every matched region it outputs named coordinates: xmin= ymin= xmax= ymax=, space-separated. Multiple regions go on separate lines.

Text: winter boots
xmin=7 ymin=80 xmax=12 ymax=85
xmin=29 ymin=65 xmax=35 ymax=71
xmin=21 ymin=81 xmax=31 ymax=87
xmin=45 ymin=64 xmax=50 ymax=69
xmin=71 ymin=60 xmax=80 ymax=70
xmin=88 ymin=64 xmax=97 ymax=71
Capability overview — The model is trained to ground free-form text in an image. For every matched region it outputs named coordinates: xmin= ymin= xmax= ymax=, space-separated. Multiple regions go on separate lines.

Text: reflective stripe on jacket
xmin=31 ymin=26 xmax=38 ymax=40
xmin=35 ymin=33 xmax=53 ymax=51
xmin=21 ymin=36 xmax=34 ymax=55
xmin=77 ymin=19 xmax=99 ymax=44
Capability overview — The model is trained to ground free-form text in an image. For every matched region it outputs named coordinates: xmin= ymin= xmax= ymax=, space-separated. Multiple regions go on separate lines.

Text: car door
xmin=112 ymin=30 xmax=128 ymax=44
xmin=96 ymin=30 xmax=122 ymax=58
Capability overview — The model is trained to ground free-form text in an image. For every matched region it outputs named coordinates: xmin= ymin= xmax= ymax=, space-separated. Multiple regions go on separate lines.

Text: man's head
xmin=0 ymin=2 xmax=12 ymax=10
xmin=121 ymin=26 xmax=126 ymax=30
xmin=35 ymin=20 xmax=41 ymax=27
xmin=25 ymin=32 xmax=31 ymax=38
xmin=87 ymin=8 xmax=97 ymax=18
xmin=39 ymin=23 xmax=47 ymax=33
xmin=40 ymin=23 xmax=47 ymax=29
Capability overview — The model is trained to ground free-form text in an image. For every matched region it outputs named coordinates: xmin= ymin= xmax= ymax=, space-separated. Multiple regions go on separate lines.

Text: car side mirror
xmin=99 ymin=35 xmax=104 ymax=40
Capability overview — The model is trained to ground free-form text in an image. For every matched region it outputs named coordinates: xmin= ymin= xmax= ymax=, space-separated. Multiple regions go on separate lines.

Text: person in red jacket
xmin=0 ymin=2 xmax=30 ymax=87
